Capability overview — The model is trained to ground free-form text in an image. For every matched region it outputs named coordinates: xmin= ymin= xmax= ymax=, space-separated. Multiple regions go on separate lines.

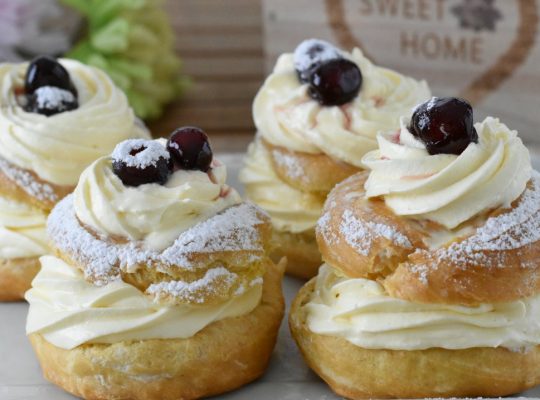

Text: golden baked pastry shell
xmin=270 ymin=228 xmax=321 ymax=280
xmin=0 ymin=257 xmax=40 ymax=301
xmin=317 ymin=171 xmax=540 ymax=305
xmin=289 ymin=279 xmax=540 ymax=399
xmin=48 ymin=199 xmax=273 ymax=306
xmin=263 ymin=139 xmax=359 ymax=194
xmin=28 ymin=260 xmax=285 ymax=400
xmin=0 ymin=163 xmax=71 ymax=212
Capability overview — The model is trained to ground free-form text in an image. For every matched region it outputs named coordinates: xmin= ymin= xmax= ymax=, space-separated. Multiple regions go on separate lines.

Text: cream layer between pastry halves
xmin=26 ymin=256 xmax=262 ymax=350
xmin=305 ymin=264 xmax=540 ymax=352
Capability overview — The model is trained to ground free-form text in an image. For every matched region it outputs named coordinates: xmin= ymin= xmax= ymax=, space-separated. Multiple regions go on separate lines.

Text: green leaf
xmin=85 ymin=54 xmax=109 ymax=70
xmin=92 ymin=0 xmax=146 ymax=28
xmin=108 ymin=58 xmax=153 ymax=81
xmin=128 ymin=24 xmax=160 ymax=47
xmin=63 ymin=0 xmax=186 ymax=120
xmin=90 ymin=18 xmax=130 ymax=53
xmin=66 ymin=42 xmax=94 ymax=61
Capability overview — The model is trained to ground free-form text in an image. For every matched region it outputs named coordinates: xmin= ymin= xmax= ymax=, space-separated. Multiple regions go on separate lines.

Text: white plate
xmin=1 ymin=153 xmax=540 ymax=400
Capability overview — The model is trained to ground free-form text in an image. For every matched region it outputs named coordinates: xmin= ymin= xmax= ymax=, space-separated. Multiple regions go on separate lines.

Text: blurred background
xmin=2 ymin=0 xmax=539 ymax=152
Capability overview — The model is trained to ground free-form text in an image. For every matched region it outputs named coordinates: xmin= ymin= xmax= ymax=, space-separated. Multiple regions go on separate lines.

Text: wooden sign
xmin=262 ymin=0 xmax=540 ymax=145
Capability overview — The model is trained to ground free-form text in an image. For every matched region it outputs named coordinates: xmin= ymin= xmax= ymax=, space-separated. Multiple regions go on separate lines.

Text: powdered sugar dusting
xmin=250 ymin=277 xmax=263 ymax=286
xmin=0 ymin=156 xmax=58 ymax=202
xmin=412 ymin=96 xmax=437 ymax=114
xmin=111 ymin=139 xmax=170 ymax=168
xmin=317 ymin=211 xmax=338 ymax=244
xmin=160 ymin=202 xmax=267 ymax=265
xmin=411 ymin=96 xmax=438 ymax=131
xmin=34 ymin=86 xmax=75 ymax=111
xmin=146 ymin=267 xmax=237 ymax=304
xmin=410 ymin=264 xmax=429 ymax=285
xmin=437 ymin=171 xmax=540 ymax=267
xmin=47 ymin=195 xmax=267 ymax=285
xmin=293 ymin=38 xmax=341 ymax=72
xmin=340 ymin=209 xmax=412 ymax=256
xmin=272 ymin=150 xmax=303 ymax=179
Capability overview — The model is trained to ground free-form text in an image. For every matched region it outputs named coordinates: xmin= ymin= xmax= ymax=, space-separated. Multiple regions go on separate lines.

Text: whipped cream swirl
xmin=253 ymin=48 xmax=431 ymax=166
xmin=239 ymin=140 xmax=324 ymax=233
xmin=0 ymin=59 xmax=149 ymax=186
xmin=305 ymin=264 xmax=540 ymax=351
xmin=26 ymin=256 xmax=262 ymax=349
xmin=363 ymin=117 xmax=532 ymax=229
xmin=0 ymin=195 xmax=48 ymax=259
xmin=74 ymin=140 xmax=241 ymax=251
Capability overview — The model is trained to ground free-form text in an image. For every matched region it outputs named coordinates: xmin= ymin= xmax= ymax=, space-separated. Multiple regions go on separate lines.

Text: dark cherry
xmin=112 ymin=143 xmax=172 ymax=187
xmin=24 ymin=56 xmax=77 ymax=96
xmin=409 ymin=97 xmax=478 ymax=155
xmin=25 ymin=86 xmax=78 ymax=117
xmin=308 ymin=59 xmax=362 ymax=106
xmin=294 ymin=39 xmax=341 ymax=83
xmin=166 ymin=127 xmax=213 ymax=172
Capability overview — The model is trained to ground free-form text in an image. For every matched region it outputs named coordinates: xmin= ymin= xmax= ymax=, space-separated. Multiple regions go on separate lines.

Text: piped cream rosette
xmin=0 ymin=58 xmax=149 ymax=189
xmin=253 ymin=48 xmax=431 ymax=166
xmin=26 ymin=138 xmax=274 ymax=349
xmin=363 ymin=116 xmax=532 ymax=229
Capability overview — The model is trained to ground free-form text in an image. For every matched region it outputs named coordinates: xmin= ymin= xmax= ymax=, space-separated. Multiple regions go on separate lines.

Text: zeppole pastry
xmin=290 ymin=97 xmax=540 ymax=398
xmin=240 ymin=39 xmax=431 ymax=279
xmin=0 ymin=56 xmax=149 ymax=301
xmin=26 ymin=127 xmax=285 ymax=400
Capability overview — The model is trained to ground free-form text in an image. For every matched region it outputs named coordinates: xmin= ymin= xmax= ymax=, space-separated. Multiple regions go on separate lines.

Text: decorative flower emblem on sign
xmin=452 ymin=0 xmax=503 ymax=32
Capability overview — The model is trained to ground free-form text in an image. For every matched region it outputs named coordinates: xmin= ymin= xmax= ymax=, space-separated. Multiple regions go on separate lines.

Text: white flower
xmin=0 ymin=0 xmax=81 ymax=61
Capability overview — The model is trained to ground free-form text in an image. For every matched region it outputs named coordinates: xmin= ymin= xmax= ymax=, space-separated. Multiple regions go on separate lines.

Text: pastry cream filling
xmin=363 ymin=116 xmax=532 ymax=229
xmin=74 ymin=145 xmax=241 ymax=251
xmin=0 ymin=59 xmax=149 ymax=186
xmin=253 ymin=48 xmax=431 ymax=166
xmin=306 ymin=264 xmax=540 ymax=351
xmin=26 ymin=256 xmax=263 ymax=350
xmin=0 ymin=195 xmax=48 ymax=259
xmin=239 ymin=139 xmax=324 ymax=233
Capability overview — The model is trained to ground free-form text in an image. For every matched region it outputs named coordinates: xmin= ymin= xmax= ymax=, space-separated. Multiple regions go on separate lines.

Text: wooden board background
xmin=148 ymin=0 xmax=264 ymax=151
